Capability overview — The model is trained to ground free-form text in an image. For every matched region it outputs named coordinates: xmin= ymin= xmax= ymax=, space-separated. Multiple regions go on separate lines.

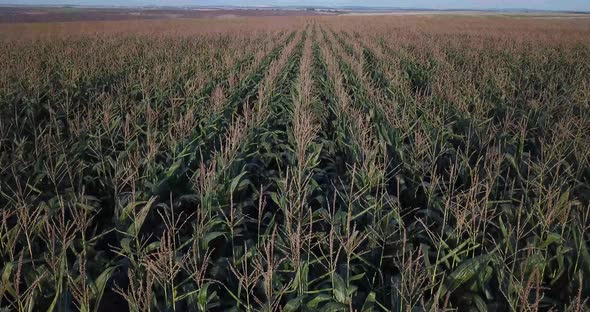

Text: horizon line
xmin=2 ymin=3 xmax=590 ymax=13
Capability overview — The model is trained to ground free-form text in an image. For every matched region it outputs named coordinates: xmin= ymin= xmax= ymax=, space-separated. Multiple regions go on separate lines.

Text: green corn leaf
xmin=202 ymin=232 xmax=225 ymax=250
xmin=284 ymin=296 xmax=305 ymax=312
xmin=126 ymin=196 xmax=156 ymax=236
xmin=92 ymin=266 xmax=117 ymax=312
xmin=307 ymin=293 xmax=331 ymax=308
xmin=1 ymin=262 xmax=15 ymax=298
xmin=166 ymin=159 xmax=183 ymax=178
xmin=540 ymin=232 xmax=562 ymax=249
xmin=361 ymin=291 xmax=376 ymax=312
xmin=332 ymin=273 xmax=347 ymax=304
xmin=446 ymin=256 xmax=487 ymax=293
xmin=230 ymin=171 xmax=249 ymax=195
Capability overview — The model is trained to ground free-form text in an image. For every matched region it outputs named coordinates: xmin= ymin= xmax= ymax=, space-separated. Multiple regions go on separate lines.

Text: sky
xmin=5 ymin=0 xmax=590 ymax=12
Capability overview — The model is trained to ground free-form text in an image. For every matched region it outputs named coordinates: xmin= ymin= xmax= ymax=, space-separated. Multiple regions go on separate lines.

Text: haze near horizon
xmin=3 ymin=0 xmax=590 ymax=12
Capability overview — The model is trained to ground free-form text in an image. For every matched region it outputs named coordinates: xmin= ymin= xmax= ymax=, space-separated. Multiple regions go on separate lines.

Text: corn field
xmin=1 ymin=15 xmax=590 ymax=311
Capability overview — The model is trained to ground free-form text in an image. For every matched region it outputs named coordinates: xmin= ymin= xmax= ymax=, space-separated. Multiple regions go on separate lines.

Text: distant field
xmin=1 ymin=14 xmax=590 ymax=311
xmin=0 ymin=6 xmax=321 ymax=23
xmin=346 ymin=11 xmax=590 ymax=18
xmin=3 ymin=7 xmax=588 ymax=24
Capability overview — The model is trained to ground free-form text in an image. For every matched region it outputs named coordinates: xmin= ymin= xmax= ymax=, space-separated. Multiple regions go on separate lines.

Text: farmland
xmin=1 ymin=14 xmax=590 ymax=311
xmin=0 ymin=7 xmax=323 ymax=24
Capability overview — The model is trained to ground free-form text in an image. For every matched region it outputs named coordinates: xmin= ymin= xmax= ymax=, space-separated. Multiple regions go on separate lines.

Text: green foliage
xmin=1 ymin=17 xmax=590 ymax=312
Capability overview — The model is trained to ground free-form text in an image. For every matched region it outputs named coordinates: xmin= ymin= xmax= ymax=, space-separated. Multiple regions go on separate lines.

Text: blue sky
xmin=5 ymin=0 xmax=590 ymax=11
